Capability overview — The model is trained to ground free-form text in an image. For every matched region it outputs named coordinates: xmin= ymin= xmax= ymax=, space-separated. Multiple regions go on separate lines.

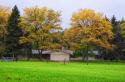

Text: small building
xmin=32 ymin=50 xmax=73 ymax=61
xmin=50 ymin=51 xmax=70 ymax=61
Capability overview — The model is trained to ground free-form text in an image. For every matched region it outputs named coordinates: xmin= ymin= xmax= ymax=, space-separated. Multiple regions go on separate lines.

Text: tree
xmin=64 ymin=9 xmax=113 ymax=62
xmin=19 ymin=7 xmax=62 ymax=60
xmin=120 ymin=21 xmax=125 ymax=53
xmin=111 ymin=15 xmax=122 ymax=44
xmin=5 ymin=5 xmax=23 ymax=60
xmin=120 ymin=22 xmax=125 ymax=40
xmin=0 ymin=6 xmax=10 ymax=57
xmin=0 ymin=6 xmax=10 ymax=38
xmin=103 ymin=15 xmax=123 ymax=61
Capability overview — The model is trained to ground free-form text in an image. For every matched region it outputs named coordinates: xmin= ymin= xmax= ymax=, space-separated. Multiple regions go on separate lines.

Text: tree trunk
xmin=38 ymin=49 xmax=42 ymax=61
xmin=82 ymin=53 xmax=85 ymax=62
xmin=26 ymin=50 xmax=30 ymax=61
xmin=86 ymin=55 xmax=89 ymax=65
xmin=12 ymin=53 xmax=15 ymax=61
xmin=28 ymin=46 xmax=32 ymax=61
xmin=82 ymin=45 xmax=89 ymax=64
xmin=15 ymin=55 xmax=18 ymax=61
xmin=81 ymin=50 xmax=84 ymax=62
xmin=24 ymin=45 xmax=31 ymax=61
xmin=0 ymin=53 xmax=1 ymax=59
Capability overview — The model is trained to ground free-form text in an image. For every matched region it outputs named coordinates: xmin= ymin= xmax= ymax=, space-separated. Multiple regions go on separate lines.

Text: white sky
xmin=0 ymin=0 xmax=125 ymax=28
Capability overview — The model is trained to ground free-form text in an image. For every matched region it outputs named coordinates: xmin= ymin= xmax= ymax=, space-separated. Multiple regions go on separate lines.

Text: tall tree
xmin=5 ymin=5 xmax=23 ymax=59
xmin=104 ymin=15 xmax=122 ymax=60
xmin=0 ymin=6 xmax=10 ymax=57
xmin=0 ymin=6 xmax=10 ymax=38
xmin=120 ymin=21 xmax=125 ymax=41
xmin=19 ymin=7 xmax=62 ymax=60
xmin=120 ymin=21 xmax=125 ymax=54
xmin=64 ymin=9 xmax=113 ymax=62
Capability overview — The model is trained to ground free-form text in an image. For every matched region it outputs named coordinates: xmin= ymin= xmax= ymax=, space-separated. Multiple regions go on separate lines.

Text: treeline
xmin=0 ymin=5 xmax=125 ymax=61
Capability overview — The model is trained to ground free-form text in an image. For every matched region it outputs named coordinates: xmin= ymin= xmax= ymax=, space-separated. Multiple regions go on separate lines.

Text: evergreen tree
xmin=5 ymin=5 xmax=23 ymax=59
xmin=105 ymin=15 xmax=110 ymax=21
xmin=101 ymin=15 xmax=123 ymax=60
xmin=106 ymin=15 xmax=122 ymax=60
xmin=111 ymin=15 xmax=119 ymax=33
xmin=111 ymin=15 xmax=121 ymax=42
xmin=119 ymin=19 xmax=125 ymax=60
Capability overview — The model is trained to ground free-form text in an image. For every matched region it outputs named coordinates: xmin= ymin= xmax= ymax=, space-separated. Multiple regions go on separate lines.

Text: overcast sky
xmin=0 ymin=0 xmax=125 ymax=28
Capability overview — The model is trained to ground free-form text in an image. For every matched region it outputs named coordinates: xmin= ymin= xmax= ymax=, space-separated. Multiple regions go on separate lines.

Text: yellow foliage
xmin=64 ymin=9 xmax=113 ymax=50
xmin=0 ymin=5 xmax=10 ymax=38
xmin=19 ymin=7 xmax=62 ymax=50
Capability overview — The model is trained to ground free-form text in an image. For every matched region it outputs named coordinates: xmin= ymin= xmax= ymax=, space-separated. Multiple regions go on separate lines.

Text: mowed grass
xmin=0 ymin=61 xmax=125 ymax=82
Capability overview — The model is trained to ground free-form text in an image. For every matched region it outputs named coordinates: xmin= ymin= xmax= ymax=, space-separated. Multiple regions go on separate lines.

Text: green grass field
xmin=0 ymin=61 xmax=125 ymax=82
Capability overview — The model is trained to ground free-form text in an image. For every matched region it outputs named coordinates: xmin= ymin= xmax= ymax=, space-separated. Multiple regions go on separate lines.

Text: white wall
xmin=50 ymin=52 xmax=70 ymax=61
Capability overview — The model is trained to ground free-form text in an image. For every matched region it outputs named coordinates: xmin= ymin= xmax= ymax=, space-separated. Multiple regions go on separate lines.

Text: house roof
xmin=61 ymin=50 xmax=73 ymax=55
xmin=32 ymin=50 xmax=73 ymax=55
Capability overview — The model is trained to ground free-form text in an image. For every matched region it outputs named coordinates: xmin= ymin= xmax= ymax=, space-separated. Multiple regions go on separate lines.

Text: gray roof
xmin=32 ymin=50 xmax=73 ymax=55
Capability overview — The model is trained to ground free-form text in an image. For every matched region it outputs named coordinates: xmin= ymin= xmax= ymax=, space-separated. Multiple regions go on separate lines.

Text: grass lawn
xmin=0 ymin=61 xmax=125 ymax=82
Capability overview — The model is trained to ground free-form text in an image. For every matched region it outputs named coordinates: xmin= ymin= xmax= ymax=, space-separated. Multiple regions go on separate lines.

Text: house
xmin=32 ymin=50 xmax=73 ymax=61
xmin=50 ymin=50 xmax=73 ymax=61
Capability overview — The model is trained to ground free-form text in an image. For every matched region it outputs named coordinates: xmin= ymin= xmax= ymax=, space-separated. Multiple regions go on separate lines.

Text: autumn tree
xmin=0 ymin=6 xmax=10 ymax=38
xmin=19 ymin=7 xmax=62 ymax=60
xmin=64 ymin=9 xmax=113 ymax=62
xmin=0 ymin=5 xmax=10 ymax=57
xmin=5 ymin=5 xmax=23 ymax=60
